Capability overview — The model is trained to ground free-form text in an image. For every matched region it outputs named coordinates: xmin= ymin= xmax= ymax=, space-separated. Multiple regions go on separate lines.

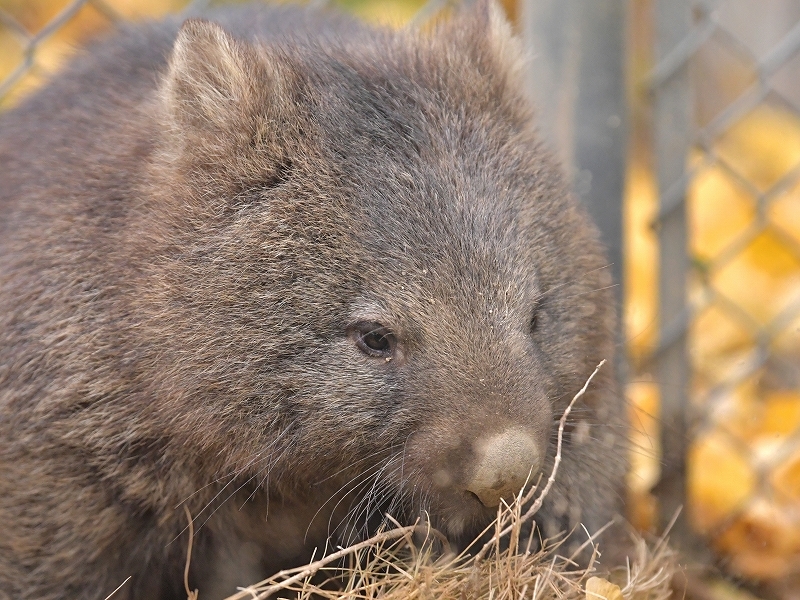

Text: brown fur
xmin=0 ymin=3 xmax=626 ymax=599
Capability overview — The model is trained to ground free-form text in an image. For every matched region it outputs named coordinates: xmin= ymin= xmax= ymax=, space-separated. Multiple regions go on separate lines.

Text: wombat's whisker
xmin=174 ymin=473 xmax=264 ymax=546
xmin=338 ymin=488 xmax=391 ymax=543
xmin=176 ymin=425 xmax=292 ymax=510
xmin=326 ymin=470 xmax=392 ymax=543
xmin=187 ymin=440 xmax=299 ymax=541
xmin=173 ymin=471 xmax=236 ymax=510
xmin=383 ymin=483 xmax=408 ymax=522
xmin=359 ymin=459 xmax=396 ymax=515
xmin=559 ymin=284 xmax=619 ymax=303
xmin=533 ymin=263 xmax=614 ymax=302
xmin=180 ymin=428 xmax=296 ymax=528
xmin=342 ymin=461 xmax=406 ymax=540
xmin=312 ymin=446 xmax=397 ymax=486
xmin=308 ymin=459 xmax=394 ymax=542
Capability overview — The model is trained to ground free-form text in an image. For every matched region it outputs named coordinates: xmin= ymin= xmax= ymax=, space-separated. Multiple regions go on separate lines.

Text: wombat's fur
xmin=0 ymin=3 xmax=626 ymax=599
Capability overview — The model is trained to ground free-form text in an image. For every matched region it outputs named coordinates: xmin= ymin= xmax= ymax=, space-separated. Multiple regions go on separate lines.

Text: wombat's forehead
xmin=346 ymin=213 xmax=541 ymax=310
xmin=302 ymin=40 xmax=528 ymax=160
xmin=331 ymin=163 xmax=545 ymax=295
xmin=351 ymin=263 xmax=535 ymax=306
xmin=353 ymin=174 xmax=541 ymax=261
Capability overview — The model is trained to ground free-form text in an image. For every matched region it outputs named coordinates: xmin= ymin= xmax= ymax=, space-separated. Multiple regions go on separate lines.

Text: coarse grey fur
xmin=0 ymin=3 xmax=627 ymax=599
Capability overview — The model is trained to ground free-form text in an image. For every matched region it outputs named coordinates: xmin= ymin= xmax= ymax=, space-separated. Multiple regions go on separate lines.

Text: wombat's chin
xmin=409 ymin=493 xmax=498 ymax=541
xmin=331 ymin=487 xmax=492 ymax=547
xmin=437 ymin=509 xmax=494 ymax=542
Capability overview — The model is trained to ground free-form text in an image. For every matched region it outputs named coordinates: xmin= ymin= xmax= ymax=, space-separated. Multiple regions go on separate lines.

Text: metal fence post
xmin=521 ymin=0 xmax=627 ymax=303
xmin=651 ymin=0 xmax=694 ymax=545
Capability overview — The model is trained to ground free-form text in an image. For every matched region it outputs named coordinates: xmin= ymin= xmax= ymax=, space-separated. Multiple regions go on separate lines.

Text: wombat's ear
xmin=445 ymin=0 xmax=527 ymax=83
xmin=164 ymin=20 xmax=247 ymax=127
xmin=161 ymin=19 xmax=289 ymax=133
xmin=159 ymin=20 xmax=297 ymax=188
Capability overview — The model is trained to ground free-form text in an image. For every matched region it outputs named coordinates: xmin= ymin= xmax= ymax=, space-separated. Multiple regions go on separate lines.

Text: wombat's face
xmin=147 ymin=6 xmax=616 ymax=547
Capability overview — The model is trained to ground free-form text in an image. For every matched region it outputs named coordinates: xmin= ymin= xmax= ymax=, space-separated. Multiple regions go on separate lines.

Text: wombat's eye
xmin=350 ymin=322 xmax=396 ymax=358
xmin=529 ymin=312 xmax=538 ymax=334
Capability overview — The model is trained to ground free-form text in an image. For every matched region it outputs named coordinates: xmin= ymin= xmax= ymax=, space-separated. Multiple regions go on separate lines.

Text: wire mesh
xmin=0 ymin=0 xmax=255 ymax=107
xmin=647 ymin=0 xmax=800 ymax=587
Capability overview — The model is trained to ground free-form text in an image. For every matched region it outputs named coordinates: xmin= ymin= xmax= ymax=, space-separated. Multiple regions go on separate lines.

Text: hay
xmin=223 ymin=505 xmax=676 ymax=600
xmin=219 ymin=362 xmax=679 ymax=600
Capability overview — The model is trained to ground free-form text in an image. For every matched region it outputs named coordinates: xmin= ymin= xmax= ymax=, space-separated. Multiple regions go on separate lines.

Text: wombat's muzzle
xmin=464 ymin=428 xmax=542 ymax=508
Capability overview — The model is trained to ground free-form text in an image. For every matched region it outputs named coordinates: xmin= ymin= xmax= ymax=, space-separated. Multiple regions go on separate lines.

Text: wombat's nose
xmin=465 ymin=429 xmax=542 ymax=508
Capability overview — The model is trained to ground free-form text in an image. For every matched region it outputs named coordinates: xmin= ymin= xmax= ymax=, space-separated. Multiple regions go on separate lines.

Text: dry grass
xmin=217 ymin=363 xmax=679 ymax=600
xmin=222 ymin=506 xmax=677 ymax=600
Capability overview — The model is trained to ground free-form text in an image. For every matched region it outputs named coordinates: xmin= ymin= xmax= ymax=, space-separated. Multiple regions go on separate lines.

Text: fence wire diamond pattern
xmin=651 ymin=0 xmax=800 ymax=584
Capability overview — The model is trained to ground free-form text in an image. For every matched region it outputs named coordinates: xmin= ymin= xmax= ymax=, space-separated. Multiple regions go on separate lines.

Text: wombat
xmin=0 ymin=2 xmax=627 ymax=599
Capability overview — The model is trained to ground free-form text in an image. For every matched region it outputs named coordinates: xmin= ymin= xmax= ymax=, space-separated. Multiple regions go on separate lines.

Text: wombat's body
xmin=0 ymin=4 xmax=626 ymax=599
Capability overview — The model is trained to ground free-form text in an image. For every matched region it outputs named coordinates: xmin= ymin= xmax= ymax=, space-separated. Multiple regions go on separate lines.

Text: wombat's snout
xmin=465 ymin=429 xmax=542 ymax=508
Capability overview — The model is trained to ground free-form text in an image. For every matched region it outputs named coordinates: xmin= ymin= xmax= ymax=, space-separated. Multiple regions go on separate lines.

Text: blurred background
xmin=1 ymin=0 xmax=799 ymax=597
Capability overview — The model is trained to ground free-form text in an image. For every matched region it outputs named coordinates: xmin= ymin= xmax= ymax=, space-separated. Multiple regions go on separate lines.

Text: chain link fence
xmin=0 ymin=0 xmax=231 ymax=105
xmin=2 ymin=0 xmax=800 ymax=594
xmin=644 ymin=0 xmax=800 ymax=591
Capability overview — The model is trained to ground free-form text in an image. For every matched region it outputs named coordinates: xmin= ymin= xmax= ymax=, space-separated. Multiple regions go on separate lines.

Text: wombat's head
xmin=138 ymin=1 xmax=617 ymax=546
